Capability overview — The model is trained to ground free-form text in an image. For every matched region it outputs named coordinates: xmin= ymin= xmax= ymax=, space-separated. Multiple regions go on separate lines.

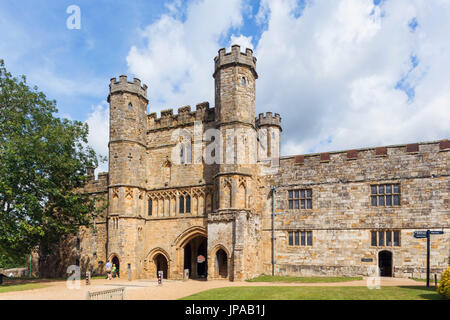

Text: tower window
xmin=179 ymin=196 xmax=185 ymax=213
xmin=241 ymin=77 xmax=246 ymax=86
xmin=148 ymin=199 xmax=153 ymax=216
xmin=186 ymin=195 xmax=191 ymax=213
xmin=128 ymin=103 xmax=133 ymax=111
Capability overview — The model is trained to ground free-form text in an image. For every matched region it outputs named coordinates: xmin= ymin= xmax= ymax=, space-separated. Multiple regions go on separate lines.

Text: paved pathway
xmin=0 ymin=277 xmax=424 ymax=300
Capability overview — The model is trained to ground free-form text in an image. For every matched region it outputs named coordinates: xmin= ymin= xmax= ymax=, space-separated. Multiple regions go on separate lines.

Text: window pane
xmin=294 ymin=190 xmax=299 ymax=199
xmin=378 ymin=231 xmax=385 ymax=246
xmin=186 ymin=195 xmax=191 ymax=213
xmin=378 ymin=185 xmax=384 ymax=194
xmin=379 ymin=196 xmax=385 ymax=206
xmin=289 ymin=232 xmax=293 ymax=246
xmin=371 ymin=196 xmax=377 ymax=206
xmin=393 ymin=195 xmax=400 ymax=206
xmin=306 ymin=189 xmax=312 ymax=198
xmin=301 ymin=199 xmax=305 ymax=209
xmin=307 ymin=231 xmax=312 ymax=246
xmin=300 ymin=190 xmax=305 ymax=199
xmin=371 ymin=186 xmax=377 ymax=194
xmin=307 ymin=199 xmax=312 ymax=209
xmin=289 ymin=191 xmax=293 ymax=199
xmin=393 ymin=184 xmax=400 ymax=193
xmin=289 ymin=200 xmax=293 ymax=210
xmin=394 ymin=231 xmax=400 ymax=246
xmin=386 ymin=185 xmax=392 ymax=194
xmin=148 ymin=199 xmax=152 ymax=216
xmin=179 ymin=196 xmax=184 ymax=213
xmin=371 ymin=231 xmax=377 ymax=246
xmin=386 ymin=231 xmax=392 ymax=246
xmin=294 ymin=200 xmax=299 ymax=209
xmin=301 ymin=232 xmax=306 ymax=246
xmin=386 ymin=195 xmax=392 ymax=206
xmin=295 ymin=232 xmax=299 ymax=246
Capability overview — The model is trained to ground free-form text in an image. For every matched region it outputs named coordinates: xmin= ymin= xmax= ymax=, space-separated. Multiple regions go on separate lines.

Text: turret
xmin=213 ymin=45 xmax=257 ymax=126
xmin=107 ymin=75 xmax=148 ymax=202
xmin=256 ymin=112 xmax=282 ymax=162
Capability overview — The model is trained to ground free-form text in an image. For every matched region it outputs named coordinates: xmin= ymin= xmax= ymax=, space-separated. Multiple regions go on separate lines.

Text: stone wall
xmin=262 ymin=140 xmax=450 ymax=278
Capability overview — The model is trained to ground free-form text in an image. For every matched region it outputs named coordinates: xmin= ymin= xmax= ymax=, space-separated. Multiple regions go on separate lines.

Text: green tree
xmin=0 ymin=59 xmax=99 ymax=263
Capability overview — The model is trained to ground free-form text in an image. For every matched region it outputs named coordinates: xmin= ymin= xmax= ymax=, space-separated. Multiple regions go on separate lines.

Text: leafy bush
xmin=437 ymin=266 xmax=450 ymax=299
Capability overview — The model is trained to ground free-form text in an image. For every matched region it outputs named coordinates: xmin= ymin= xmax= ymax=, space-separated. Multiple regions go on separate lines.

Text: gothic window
xmin=180 ymin=146 xmax=185 ymax=165
xmin=179 ymin=195 xmax=185 ymax=213
xmin=128 ymin=103 xmax=133 ymax=111
xmin=288 ymin=189 xmax=312 ymax=210
xmin=148 ymin=199 xmax=153 ymax=216
xmin=288 ymin=231 xmax=312 ymax=246
xmin=371 ymin=184 xmax=400 ymax=207
xmin=241 ymin=76 xmax=246 ymax=86
xmin=186 ymin=195 xmax=191 ymax=213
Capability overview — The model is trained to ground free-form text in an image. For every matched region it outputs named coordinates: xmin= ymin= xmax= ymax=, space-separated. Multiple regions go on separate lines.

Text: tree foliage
xmin=0 ymin=59 xmax=99 ymax=260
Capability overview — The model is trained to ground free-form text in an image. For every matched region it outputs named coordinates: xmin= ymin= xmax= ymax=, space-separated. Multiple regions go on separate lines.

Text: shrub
xmin=437 ymin=266 xmax=450 ymax=299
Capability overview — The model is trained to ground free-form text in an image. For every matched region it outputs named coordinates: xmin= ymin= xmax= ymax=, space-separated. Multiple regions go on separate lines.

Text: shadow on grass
xmin=396 ymin=286 xmax=443 ymax=300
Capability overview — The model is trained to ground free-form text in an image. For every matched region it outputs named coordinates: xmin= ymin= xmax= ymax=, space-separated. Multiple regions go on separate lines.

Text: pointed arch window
xmin=179 ymin=195 xmax=185 ymax=213
xmin=128 ymin=102 xmax=133 ymax=111
xmin=186 ymin=195 xmax=191 ymax=213
xmin=148 ymin=199 xmax=153 ymax=216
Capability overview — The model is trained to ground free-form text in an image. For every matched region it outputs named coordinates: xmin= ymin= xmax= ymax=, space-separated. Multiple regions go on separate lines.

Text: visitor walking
xmin=105 ymin=261 xmax=112 ymax=280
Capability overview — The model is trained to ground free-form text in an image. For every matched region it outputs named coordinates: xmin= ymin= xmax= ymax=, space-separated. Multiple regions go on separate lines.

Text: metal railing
xmin=86 ymin=287 xmax=125 ymax=300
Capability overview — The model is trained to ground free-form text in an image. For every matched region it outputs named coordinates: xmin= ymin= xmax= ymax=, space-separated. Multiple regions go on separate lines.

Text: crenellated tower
xmin=107 ymin=75 xmax=148 ymax=278
xmin=209 ymin=45 xmax=262 ymax=280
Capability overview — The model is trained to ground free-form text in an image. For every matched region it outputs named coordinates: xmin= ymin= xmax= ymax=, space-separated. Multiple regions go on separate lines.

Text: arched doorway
xmin=154 ymin=254 xmax=168 ymax=279
xmin=183 ymin=235 xmax=207 ymax=279
xmin=379 ymin=250 xmax=393 ymax=277
xmin=215 ymin=249 xmax=228 ymax=278
xmin=111 ymin=256 xmax=120 ymax=278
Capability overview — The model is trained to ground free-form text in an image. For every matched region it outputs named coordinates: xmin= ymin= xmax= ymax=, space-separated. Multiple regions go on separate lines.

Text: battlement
xmin=214 ymin=45 xmax=258 ymax=78
xmin=147 ymin=102 xmax=215 ymax=131
xmin=109 ymin=75 xmax=148 ymax=99
xmin=283 ymin=139 xmax=449 ymax=167
xmin=256 ymin=112 xmax=282 ymax=129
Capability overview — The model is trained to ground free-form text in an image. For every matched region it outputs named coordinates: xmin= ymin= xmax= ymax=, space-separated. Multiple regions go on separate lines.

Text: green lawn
xmin=0 ymin=283 xmax=49 ymax=294
xmin=181 ymin=286 xmax=443 ymax=300
xmin=247 ymin=275 xmax=363 ymax=283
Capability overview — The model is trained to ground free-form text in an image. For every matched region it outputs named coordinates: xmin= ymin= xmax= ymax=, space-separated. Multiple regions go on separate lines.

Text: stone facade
xmin=40 ymin=45 xmax=449 ymax=281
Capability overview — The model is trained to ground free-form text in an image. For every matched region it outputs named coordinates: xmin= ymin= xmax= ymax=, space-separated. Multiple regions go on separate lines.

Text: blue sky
xmin=1 ymin=0 xmax=449 ymax=172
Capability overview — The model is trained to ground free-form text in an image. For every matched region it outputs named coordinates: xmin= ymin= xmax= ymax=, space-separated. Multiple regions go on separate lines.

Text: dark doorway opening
xmin=184 ymin=243 xmax=192 ymax=277
xmin=215 ymin=249 xmax=228 ymax=278
xmin=378 ymin=250 xmax=393 ymax=277
xmin=154 ymin=254 xmax=168 ymax=279
xmin=183 ymin=235 xmax=207 ymax=279
xmin=112 ymin=256 xmax=120 ymax=278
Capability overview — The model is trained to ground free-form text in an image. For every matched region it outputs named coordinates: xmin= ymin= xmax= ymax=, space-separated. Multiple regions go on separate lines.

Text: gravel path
xmin=0 ymin=277 xmax=423 ymax=300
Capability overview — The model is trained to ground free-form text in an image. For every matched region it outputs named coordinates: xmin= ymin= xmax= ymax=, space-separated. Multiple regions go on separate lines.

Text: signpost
xmin=413 ymin=230 xmax=444 ymax=287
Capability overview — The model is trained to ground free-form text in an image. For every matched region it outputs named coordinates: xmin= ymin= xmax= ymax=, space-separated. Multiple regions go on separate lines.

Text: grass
xmin=0 ymin=283 xmax=49 ymax=294
xmin=246 ymin=275 xmax=363 ymax=283
xmin=180 ymin=286 xmax=443 ymax=300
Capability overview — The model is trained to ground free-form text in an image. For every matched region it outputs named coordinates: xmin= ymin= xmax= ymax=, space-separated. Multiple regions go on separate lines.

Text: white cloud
xmin=126 ymin=0 xmax=245 ymax=114
xmin=254 ymin=0 xmax=450 ymax=155
xmin=125 ymin=0 xmax=450 ymax=158
xmin=229 ymin=34 xmax=254 ymax=51
xmin=85 ymin=102 xmax=109 ymax=175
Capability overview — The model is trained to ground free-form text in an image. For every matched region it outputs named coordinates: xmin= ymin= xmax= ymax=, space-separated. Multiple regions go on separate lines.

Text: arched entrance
xmin=183 ymin=236 xmax=207 ymax=279
xmin=379 ymin=250 xmax=393 ymax=277
xmin=154 ymin=254 xmax=168 ymax=279
xmin=215 ymin=249 xmax=228 ymax=278
xmin=111 ymin=256 xmax=120 ymax=278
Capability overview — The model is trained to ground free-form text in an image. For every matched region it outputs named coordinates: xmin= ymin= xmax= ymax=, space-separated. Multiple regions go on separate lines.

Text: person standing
xmin=105 ymin=260 xmax=112 ymax=280
xmin=112 ymin=264 xmax=117 ymax=278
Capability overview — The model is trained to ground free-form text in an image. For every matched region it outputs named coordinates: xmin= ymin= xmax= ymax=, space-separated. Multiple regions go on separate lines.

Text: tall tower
xmin=107 ymin=75 xmax=148 ymax=279
xmin=209 ymin=45 xmax=261 ymax=280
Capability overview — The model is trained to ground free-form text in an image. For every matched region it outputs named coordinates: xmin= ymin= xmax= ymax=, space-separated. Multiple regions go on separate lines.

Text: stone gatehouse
xmin=40 ymin=45 xmax=449 ymax=281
